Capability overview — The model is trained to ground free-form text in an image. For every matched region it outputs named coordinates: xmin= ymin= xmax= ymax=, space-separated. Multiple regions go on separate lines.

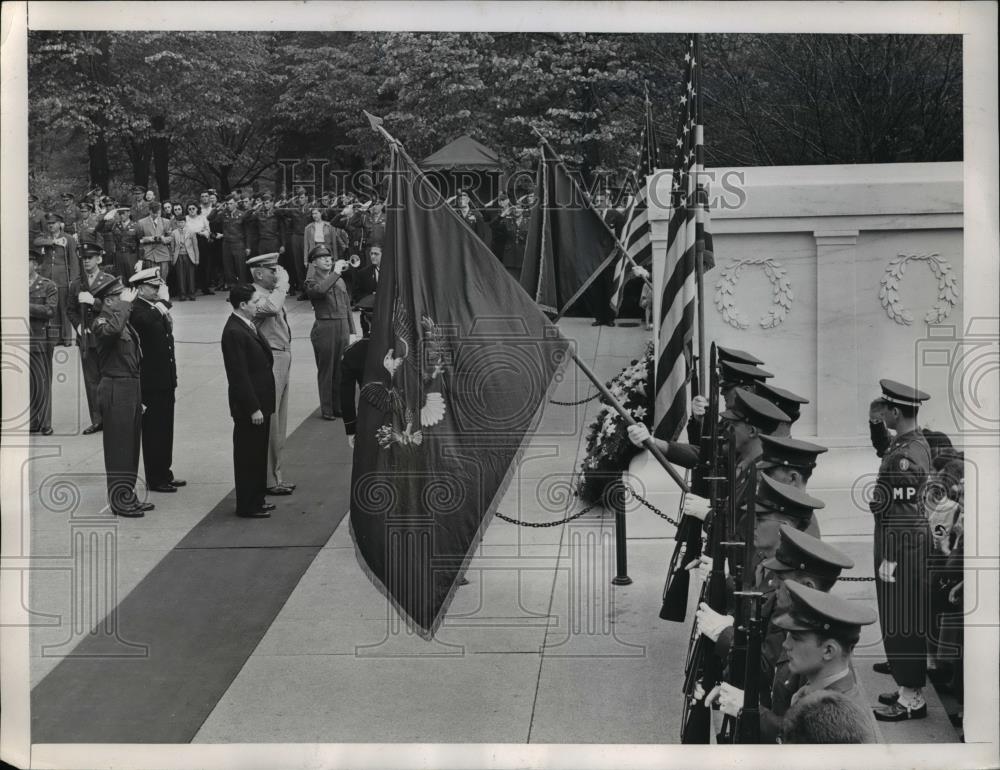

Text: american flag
xmin=653 ymin=35 xmax=714 ymax=441
xmin=609 ymin=86 xmax=659 ymax=312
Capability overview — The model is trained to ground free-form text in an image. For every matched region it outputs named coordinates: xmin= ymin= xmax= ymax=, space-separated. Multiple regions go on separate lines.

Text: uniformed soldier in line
xmin=88 ymin=275 xmax=153 ymax=517
xmin=217 ymin=194 xmax=252 ymax=287
xmin=758 ymin=434 xmax=828 ymax=536
xmin=33 ymin=212 xmax=80 ymax=347
xmin=251 ymin=194 xmax=285 ymax=258
xmin=67 ymin=242 xmax=114 ymax=435
xmin=29 ymin=193 xmax=46 ymax=243
xmin=771 ymin=581 xmax=881 ymax=743
xmin=779 ymin=689 xmax=880 ymax=744
xmin=75 ymin=200 xmax=100 ymax=246
xmin=274 ymin=187 xmax=313 ymax=298
xmin=755 ymin=382 xmax=809 ymax=438
xmin=248 ymin=253 xmax=295 ymax=496
xmin=868 ymin=379 xmax=932 ymax=721
xmin=128 ymin=268 xmax=186 ymax=494
xmin=698 ymin=525 xmax=859 ymax=743
xmin=28 ymin=250 xmax=59 ymax=435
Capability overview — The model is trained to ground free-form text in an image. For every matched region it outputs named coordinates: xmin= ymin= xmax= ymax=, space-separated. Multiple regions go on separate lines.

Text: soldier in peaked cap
xmin=683 ymin=347 xmax=767 ymax=444
xmin=129 ymin=267 xmax=185 ymax=495
xmin=68 ymin=241 xmax=114 ymax=434
xmin=768 ymin=580 xmax=882 ymax=743
xmin=33 ymin=212 xmax=80 ymax=347
xmin=758 ymin=434 xmax=828 ymax=538
xmin=867 ymin=379 xmax=933 ymax=721
xmin=304 ymin=244 xmax=355 ymax=420
xmin=717 ymin=345 xmax=764 ymax=367
xmin=719 ymin=360 xmax=773 ymax=409
xmin=28 ymin=250 xmax=59 ymax=435
xmin=755 ymin=382 xmax=808 ymax=437
xmin=90 ymin=273 xmax=153 ymax=517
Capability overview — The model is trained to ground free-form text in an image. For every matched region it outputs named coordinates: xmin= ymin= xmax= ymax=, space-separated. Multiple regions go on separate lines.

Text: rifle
xmin=660 ymin=348 xmax=716 ymax=622
xmin=680 ymin=405 xmax=731 ymax=740
xmin=718 ymin=460 xmax=758 ymax=743
xmin=735 ymin=592 xmax=765 ymax=744
xmin=76 ymin=249 xmax=93 ymax=359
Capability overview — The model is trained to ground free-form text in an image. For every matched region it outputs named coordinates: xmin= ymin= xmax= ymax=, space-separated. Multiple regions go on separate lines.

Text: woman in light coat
xmin=172 ymin=200 xmax=208 ymax=301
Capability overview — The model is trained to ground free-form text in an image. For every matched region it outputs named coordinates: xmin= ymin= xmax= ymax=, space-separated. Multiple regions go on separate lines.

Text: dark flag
xmin=350 ymin=143 xmax=570 ymax=637
xmin=653 ymin=35 xmax=714 ymax=441
xmin=519 ymin=141 xmax=619 ymax=317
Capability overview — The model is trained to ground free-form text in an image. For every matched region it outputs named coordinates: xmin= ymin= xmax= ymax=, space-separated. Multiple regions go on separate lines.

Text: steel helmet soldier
xmin=868 ymin=379 xmax=933 ymax=721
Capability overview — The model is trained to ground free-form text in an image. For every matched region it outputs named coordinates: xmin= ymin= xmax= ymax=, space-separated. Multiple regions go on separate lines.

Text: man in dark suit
xmin=221 ymin=284 xmax=277 ymax=518
xmin=351 ymin=244 xmax=381 ymax=337
xmin=129 ymin=267 xmax=186 ymax=494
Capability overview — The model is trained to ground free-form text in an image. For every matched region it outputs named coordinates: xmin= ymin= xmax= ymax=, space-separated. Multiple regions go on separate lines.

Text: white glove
xmin=627 ymin=423 xmax=651 ymax=447
xmin=156 ymin=283 xmax=170 ymax=301
xmin=120 ymin=287 xmax=138 ymax=303
xmin=706 ymin=682 xmax=745 ymax=718
xmin=878 ymin=559 xmax=897 ymax=583
xmin=275 ymin=265 xmax=290 ymax=291
xmin=348 ymin=435 xmax=356 ymax=448
xmin=685 ymin=554 xmax=713 ymax=583
xmin=691 ymin=395 xmax=709 ymax=417
xmin=77 ymin=291 xmax=95 ymax=306
xmin=682 ymin=494 xmax=711 ymax=521
xmin=695 ymin=601 xmax=733 ymax=642
xmin=631 ymin=265 xmax=650 ymax=280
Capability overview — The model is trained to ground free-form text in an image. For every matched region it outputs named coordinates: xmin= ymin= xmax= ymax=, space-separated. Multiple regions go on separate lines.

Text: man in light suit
xmin=221 ymin=284 xmax=277 ymax=518
xmin=136 ymin=201 xmax=173 ymax=281
xmin=248 ymin=253 xmax=295 ymax=496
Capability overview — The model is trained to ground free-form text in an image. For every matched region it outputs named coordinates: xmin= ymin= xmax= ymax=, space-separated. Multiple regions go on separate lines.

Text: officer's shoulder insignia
xmin=898 ymin=458 xmax=910 ymax=471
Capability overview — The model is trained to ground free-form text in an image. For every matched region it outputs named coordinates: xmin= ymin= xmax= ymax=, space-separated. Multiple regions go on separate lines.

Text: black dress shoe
xmin=238 ymin=510 xmax=270 ymax=518
xmin=150 ymin=484 xmax=177 ymax=493
xmin=591 ymin=320 xmax=603 ymax=326
xmin=136 ymin=501 xmax=155 ymax=512
xmin=112 ymin=506 xmax=145 ymax=518
xmin=258 ymin=502 xmax=277 ymax=512
xmin=82 ymin=423 xmax=103 ymax=435
xmin=878 ymin=690 xmax=900 ymax=705
xmin=321 ymin=414 xmax=338 ymax=421
xmin=873 ymin=701 xmax=927 ymax=722
xmin=40 ymin=427 xmax=54 ymax=436
xmin=29 ymin=427 xmax=40 ymax=434
xmin=266 ymin=485 xmax=294 ymax=496
xmin=169 ymin=479 xmax=187 ymax=487
xmin=873 ymin=660 xmax=892 ymax=675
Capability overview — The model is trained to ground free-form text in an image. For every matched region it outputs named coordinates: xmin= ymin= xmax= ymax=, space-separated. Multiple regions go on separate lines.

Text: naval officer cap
xmin=754 ymin=474 xmax=825 ymax=523
xmin=129 ymin=267 xmax=163 ymax=286
xmin=758 ymin=434 xmax=829 ymax=471
xmin=247 ymin=253 xmax=280 ymax=269
xmin=719 ymin=360 xmax=774 ymax=389
xmin=755 ymin=382 xmax=809 ymax=423
xmin=878 ymin=379 xmax=930 ymax=408
xmin=78 ymin=241 xmax=106 ymax=260
xmin=772 ymin=580 xmax=876 ymax=636
xmin=717 ymin=346 xmax=765 ymax=366
xmin=762 ymin=524 xmax=853 ymax=579
xmin=721 ymin=389 xmax=790 ymax=434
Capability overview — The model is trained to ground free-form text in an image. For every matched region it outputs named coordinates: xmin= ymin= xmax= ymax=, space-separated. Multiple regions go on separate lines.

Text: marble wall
xmin=648 ymin=162 xmax=964 ymax=441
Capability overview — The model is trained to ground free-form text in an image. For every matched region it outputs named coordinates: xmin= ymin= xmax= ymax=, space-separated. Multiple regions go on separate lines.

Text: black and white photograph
xmin=1 ymin=2 xmax=997 ymax=769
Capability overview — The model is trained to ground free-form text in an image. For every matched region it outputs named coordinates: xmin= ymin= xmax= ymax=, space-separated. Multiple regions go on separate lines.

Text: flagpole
xmin=571 ymin=352 xmax=689 ymax=493
xmin=693 ymin=35 xmax=707 ymax=389
xmin=529 ymin=125 xmax=653 ymax=291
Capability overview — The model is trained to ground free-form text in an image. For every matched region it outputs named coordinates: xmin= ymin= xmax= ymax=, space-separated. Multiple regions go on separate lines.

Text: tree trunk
xmin=128 ymin=138 xmax=152 ymax=190
xmin=151 ymin=115 xmax=170 ymax=199
xmin=88 ymin=134 xmax=110 ymax=193
xmin=218 ymin=165 xmax=232 ymax=195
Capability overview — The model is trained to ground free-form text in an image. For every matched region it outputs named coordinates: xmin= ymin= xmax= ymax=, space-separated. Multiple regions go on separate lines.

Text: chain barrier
xmin=548 ymin=392 xmax=600 ymax=406
xmin=839 ymin=576 xmax=877 ymax=582
xmin=494 ymin=501 xmax=601 ymax=528
xmin=626 ymin=486 xmax=680 ymax=528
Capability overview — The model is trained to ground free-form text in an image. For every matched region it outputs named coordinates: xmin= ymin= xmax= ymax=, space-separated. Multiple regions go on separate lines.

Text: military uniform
xmin=304 ymin=245 xmax=356 ymax=419
xmin=28 ymin=255 xmax=59 ymax=434
xmin=869 ymin=381 xmax=933 ymax=695
xmin=217 ymin=205 xmax=251 ymax=285
xmin=67 ymin=243 xmax=113 ymax=432
xmin=251 ymin=205 xmax=284 ymax=256
xmin=33 ymin=214 xmax=80 ymax=346
xmin=92 ymin=278 xmax=149 ymax=517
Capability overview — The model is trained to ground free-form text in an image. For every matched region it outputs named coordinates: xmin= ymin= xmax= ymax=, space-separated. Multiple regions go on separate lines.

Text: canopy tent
xmin=421 ymin=134 xmax=502 ymax=171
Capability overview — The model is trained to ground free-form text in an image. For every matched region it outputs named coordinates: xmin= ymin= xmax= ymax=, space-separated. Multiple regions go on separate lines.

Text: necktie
xmin=374 ymin=267 xmax=379 ymax=284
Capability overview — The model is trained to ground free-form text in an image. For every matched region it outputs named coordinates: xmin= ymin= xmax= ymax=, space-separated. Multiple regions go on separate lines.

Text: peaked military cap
xmin=129 ymin=266 xmax=162 ymax=286
xmin=754 ymin=474 xmax=825 ymax=522
xmin=772 ymin=579 xmax=877 ymax=635
xmin=719 ymin=360 xmax=774 ymax=389
xmin=78 ymin=241 xmax=105 ymax=260
xmin=758 ymin=434 xmax=828 ymax=471
xmin=878 ymin=379 xmax=930 ymax=408
xmin=762 ymin=524 xmax=853 ymax=578
xmin=755 ymin=382 xmax=809 ymax=423
xmin=44 ymin=212 xmax=63 ymax=223
xmin=60 ymin=192 xmax=75 ymax=201
xmin=717 ymin=346 xmax=764 ymax=366
xmin=247 ymin=253 xmax=280 ymax=269
xmin=308 ymin=244 xmax=333 ymax=261
xmin=721 ymin=388 xmax=790 ymax=433
xmin=90 ymin=273 xmax=122 ymax=297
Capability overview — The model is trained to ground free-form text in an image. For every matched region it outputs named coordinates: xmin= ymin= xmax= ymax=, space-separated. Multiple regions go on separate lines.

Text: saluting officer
xmin=868 ymin=379 xmax=932 ymax=721
xmin=33 ymin=212 xmax=80 ymax=347
xmin=90 ymin=274 xmax=153 ymax=517
xmin=67 ymin=241 xmax=113 ymax=435
xmin=128 ymin=267 xmax=185 ymax=494
xmin=28 ymin=250 xmax=59 ymax=435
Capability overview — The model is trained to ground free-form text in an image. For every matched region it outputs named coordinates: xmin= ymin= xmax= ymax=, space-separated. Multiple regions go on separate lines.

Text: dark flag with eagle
xmin=350 ymin=142 xmax=570 ymax=637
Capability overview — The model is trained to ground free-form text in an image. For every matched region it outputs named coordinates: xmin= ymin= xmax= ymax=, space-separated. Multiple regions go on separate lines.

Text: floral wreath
xmin=879 ymin=253 xmax=959 ymax=326
xmin=714 ymin=258 xmax=793 ymax=330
